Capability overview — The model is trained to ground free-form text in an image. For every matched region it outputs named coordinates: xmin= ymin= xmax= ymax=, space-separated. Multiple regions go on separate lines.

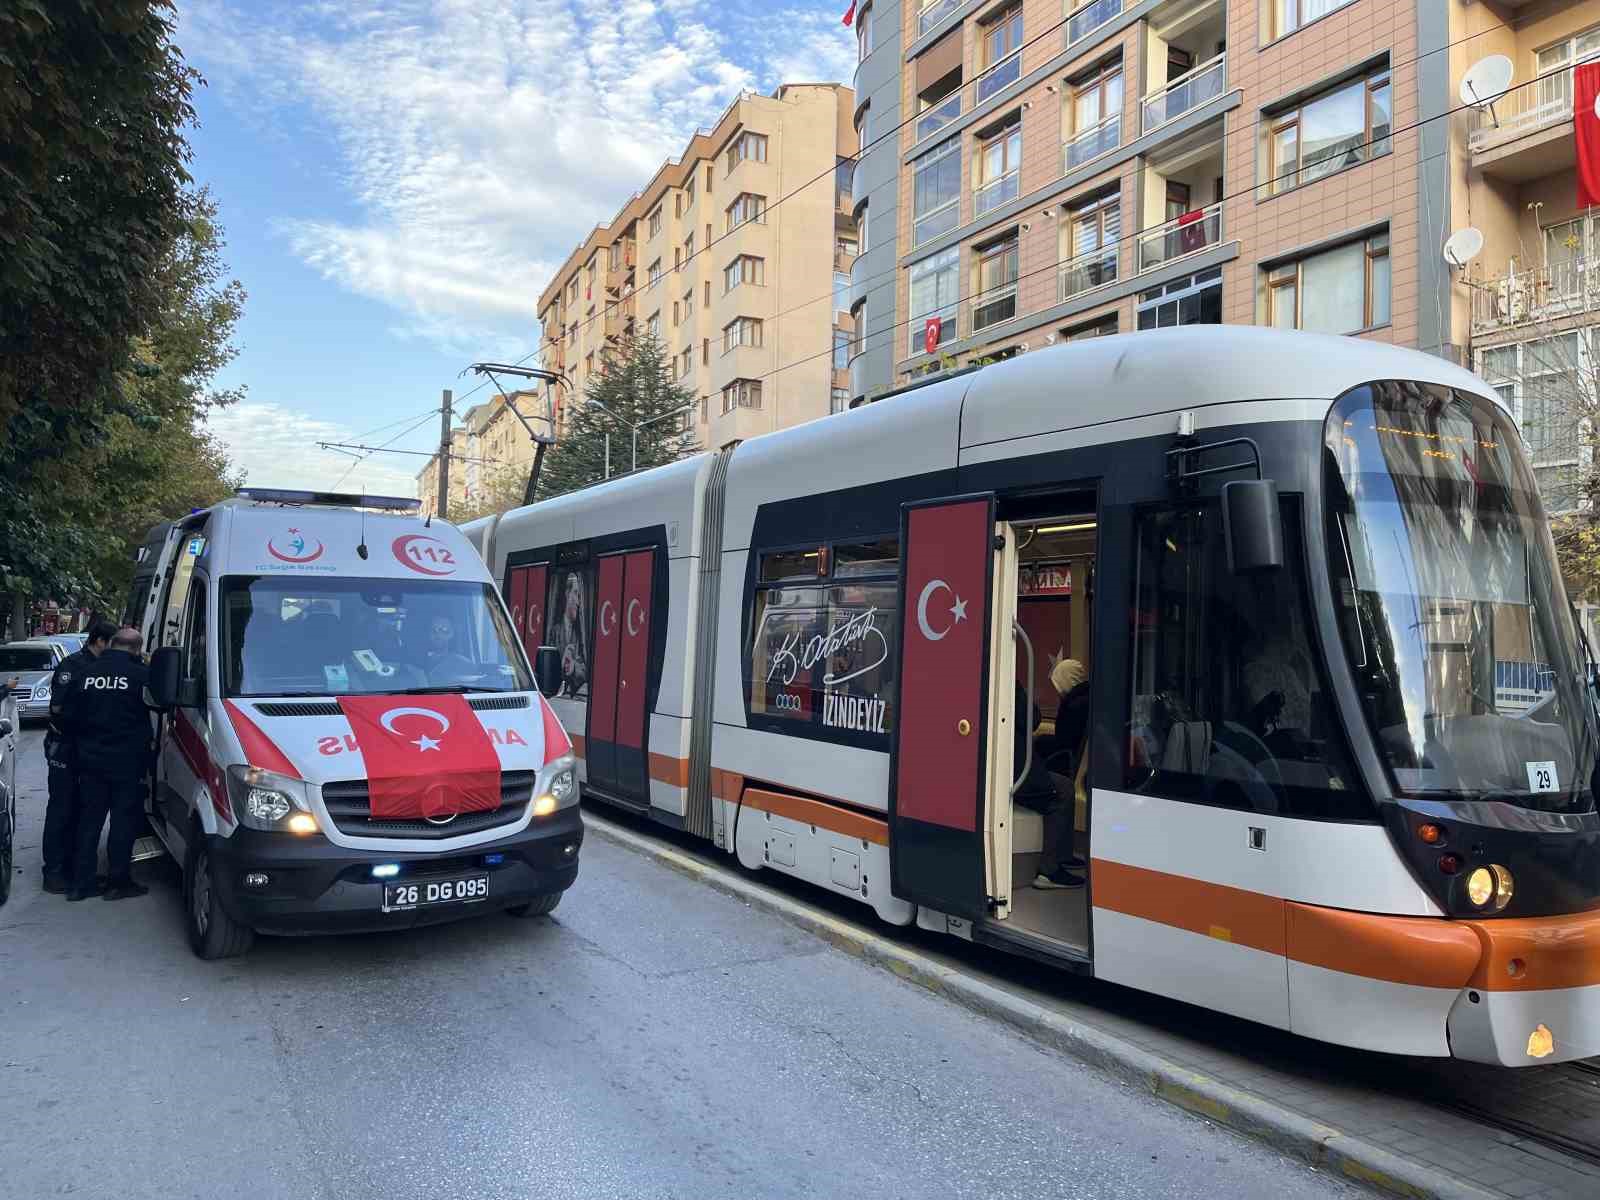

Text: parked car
xmin=0 ymin=639 xmax=66 ymax=724
xmin=0 ymin=687 xmax=16 ymax=905
xmin=47 ymin=633 xmax=86 ymax=656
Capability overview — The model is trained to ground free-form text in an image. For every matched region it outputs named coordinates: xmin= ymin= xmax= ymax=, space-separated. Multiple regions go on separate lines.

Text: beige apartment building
xmin=849 ymin=0 xmax=1597 ymax=511
xmin=416 ymin=390 xmax=545 ymax=518
xmin=535 ymin=84 xmax=860 ymax=451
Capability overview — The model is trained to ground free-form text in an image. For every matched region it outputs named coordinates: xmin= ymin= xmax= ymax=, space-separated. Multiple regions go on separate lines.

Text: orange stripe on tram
xmin=1285 ymin=903 xmax=1480 ymax=990
xmin=648 ymin=753 xmax=689 ymax=788
xmin=1091 ymin=859 xmax=1287 ymax=957
xmin=740 ymin=788 xmax=889 ymax=846
xmin=1464 ymin=909 xmax=1600 ymax=993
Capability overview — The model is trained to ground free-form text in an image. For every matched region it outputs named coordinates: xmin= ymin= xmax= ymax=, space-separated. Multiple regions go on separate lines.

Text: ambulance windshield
xmin=220 ymin=576 xmax=531 ymax=697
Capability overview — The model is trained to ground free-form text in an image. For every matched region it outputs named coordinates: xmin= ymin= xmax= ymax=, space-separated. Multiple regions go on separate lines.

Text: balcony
xmin=1142 ymin=54 xmax=1225 ymax=134
xmin=1063 ymin=113 xmax=1120 ymax=172
xmin=915 ymin=93 xmax=962 ymax=145
xmin=974 ymin=168 xmax=1019 ymax=218
xmin=918 ymin=0 xmax=962 ymax=36
xmin=1468 ymin=69 xmax=1581 ymax=181
xmin=1067 ymin=0 xmax=1121 ymax=46
xmin=1472 ymin=258 xmax=1600 ymax=335
xmin=968 ymin=285 xmax=1018 ymax=334
xmin=1137 ymin=201 xmax=1223 ymax=273
xmin=976 ymin=54 xmax=1021 ymax=104
xmin=1059 ymin=246 xmax=1120 ymax=301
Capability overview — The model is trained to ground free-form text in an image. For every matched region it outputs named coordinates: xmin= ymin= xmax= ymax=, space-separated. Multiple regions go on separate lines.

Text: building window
xmin=912 ymin=137 xmax=961 ymax=247
xmin=1068 ymin=0 xmax=1122 ymax=45
xmin=646 ymin=311 xmax=661 ymax=340
xmin=726 ymin=192 xmax=767 ymax=231
xmin=973 ymin=234 xmax=1019 ymax=330
xmin=1137 ymin=268 xmax=1222 ymax=329
xmin=850 ymin=299 xmax=868 ymax=359
xmin=858 ymin=201 xmax=869 ymax=253
xmin=1061 ymin=315 xmax=1118 ymax=341
xmin=1268 ymin=69 xmax=1391 ymax=193
xmin=1061 ymin=192 xmax=1120 ymax=298
xmin=585 ymin=351 xmax=594 ymax=375
xmin=648 ymin=259 xmax=663 ymax=286
xmin=974 ymin=117 xmax=1022 ymax=217
xmin=702 ymin=338 xmax=710 ymax=365
xmin=917 ymin=68 xmax=963 ymax=143
xmin=856 ymin=1 xmax=873 ymax=60
xmin=726 ymin=132 xmax=768 ymax=173
xmin=917 ymin=0 xmax=961 ymax=37
xmin=723 ymin=317 xmax=764 ymax=353
xmin=908 ymin=246 xmax=960 ymax=355
xmin=1066 ymin=62 xmax=1122 ymax=169
xmin=831 ymin=387 xmax=850 ymax=413
xmin=1480 ymin=333 xmax=1591 ymax=513
xmin=724 ymin=254 xmax=766 ymax=292
xmin=683 ymin=289 xmax=695 ymax=320
xmin=977 ymin=6 xmax=1023 ymax=103
xmin=722 ymin=379 xmax=763 ymax=412
xmin=1535 ymin=27 xmax=1600 ymax=115
xmin=673 ymin=301 xmax=680 ymax=326
xmin=608 ymin=242 xmax=622 ymax=271
xmin=1267 ymin=231 xmax=1389 ymax=335
xmin=833 ymin=329 xmax=851 ymax=370
xmin=1273 ymin=0 xmax=1357 ymax=41
xmin=648 ymin=206 xmax=663 ymax=239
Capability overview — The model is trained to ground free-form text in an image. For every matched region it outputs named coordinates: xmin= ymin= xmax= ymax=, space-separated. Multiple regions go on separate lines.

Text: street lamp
xmin=587 ymin=400 xmax=693 ymax=477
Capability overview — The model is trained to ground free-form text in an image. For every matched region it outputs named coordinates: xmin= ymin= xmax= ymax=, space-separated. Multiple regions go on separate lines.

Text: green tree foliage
xmin=536 ymin=334 xmax=699 ymax=501
xmin=0 ymin=0 xmax=198 ymax=426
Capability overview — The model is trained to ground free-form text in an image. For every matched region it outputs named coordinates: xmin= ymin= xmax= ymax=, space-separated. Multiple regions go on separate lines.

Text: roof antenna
xmin=357 ymin=503 xmax=370 ymax=559
xmin=424 ymin=502 xmax=434 ymax=529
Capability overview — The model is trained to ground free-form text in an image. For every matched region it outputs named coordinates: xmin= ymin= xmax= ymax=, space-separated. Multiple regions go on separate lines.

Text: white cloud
xmin=206 ymin=401 xmax=427 ymax=498
xmin=179 ymin=0 xmax=854 ymax=348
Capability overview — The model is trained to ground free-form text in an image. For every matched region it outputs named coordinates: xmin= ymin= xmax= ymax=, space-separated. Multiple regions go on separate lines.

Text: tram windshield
xmin=1324 ymin=382 xmax=1595 ymax=814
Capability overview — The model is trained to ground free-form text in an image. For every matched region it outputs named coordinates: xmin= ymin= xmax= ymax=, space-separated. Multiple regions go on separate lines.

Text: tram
xmin=462 ymin=326 xmax=1600 ymax=1067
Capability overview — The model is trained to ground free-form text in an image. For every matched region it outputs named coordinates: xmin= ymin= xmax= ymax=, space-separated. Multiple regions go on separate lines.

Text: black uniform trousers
xmin=42 ymin=747 xmax=81 ymax=878
xmin=74 ymin=772 xmax=143 ymax=890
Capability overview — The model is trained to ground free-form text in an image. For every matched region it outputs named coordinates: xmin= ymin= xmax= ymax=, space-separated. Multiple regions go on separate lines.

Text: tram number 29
xmin=1526 ymin=761 xmax=1559 ymax=793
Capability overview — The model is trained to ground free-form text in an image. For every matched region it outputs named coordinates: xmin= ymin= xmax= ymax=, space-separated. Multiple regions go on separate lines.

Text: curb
xmin=584 ymin=813 xmax=1501 ymax=1200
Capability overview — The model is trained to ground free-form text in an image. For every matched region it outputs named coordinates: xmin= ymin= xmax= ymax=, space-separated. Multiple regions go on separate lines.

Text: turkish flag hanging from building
xmin=1576 ymin=62 xmax=1600 ymax=208
xmin=338 ymin=695 xmax=501 ymax=819
xmin=842 ymin=0 xmax=857 ymax=26
xmin=924 ymin=317 xmax=943 ymax=355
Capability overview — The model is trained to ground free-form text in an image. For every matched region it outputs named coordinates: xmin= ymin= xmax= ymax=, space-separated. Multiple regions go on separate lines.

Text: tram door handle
xmin=1012 ymin=620 xmax=1035 ymax=795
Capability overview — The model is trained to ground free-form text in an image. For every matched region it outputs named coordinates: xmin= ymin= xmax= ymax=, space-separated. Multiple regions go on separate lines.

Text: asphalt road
xmin=0 ymin=727 xmax=1355 ymax=1200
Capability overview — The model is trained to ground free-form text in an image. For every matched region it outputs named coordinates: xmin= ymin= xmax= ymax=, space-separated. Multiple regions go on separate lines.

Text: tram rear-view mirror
xmin=533 ymin=646 xmax=562 ymax=696
xmin=1222 ymin=480 xmax=1284 ymax=575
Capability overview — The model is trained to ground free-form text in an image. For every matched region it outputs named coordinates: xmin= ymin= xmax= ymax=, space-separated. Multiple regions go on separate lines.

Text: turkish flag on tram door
xmin=1577 ymin=63 xmax=1600 ymax=208
xmin=337 ymin=695 xmax=501 ymax=820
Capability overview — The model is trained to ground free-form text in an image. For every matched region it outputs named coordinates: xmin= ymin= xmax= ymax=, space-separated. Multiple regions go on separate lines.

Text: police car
xmin=128 ymin=488 xmax=581 ymax=959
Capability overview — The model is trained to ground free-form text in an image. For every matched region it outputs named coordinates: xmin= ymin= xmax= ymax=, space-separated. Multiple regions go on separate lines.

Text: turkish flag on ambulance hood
xmin=337 ymin=695 xmax=501 ymax=819
xmin=1577 ymin=63 xmax=1600 ymax=209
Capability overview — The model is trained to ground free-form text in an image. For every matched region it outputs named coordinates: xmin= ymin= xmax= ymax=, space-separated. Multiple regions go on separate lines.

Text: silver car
xmin=0 ymin=640 xmax=66 ymax=723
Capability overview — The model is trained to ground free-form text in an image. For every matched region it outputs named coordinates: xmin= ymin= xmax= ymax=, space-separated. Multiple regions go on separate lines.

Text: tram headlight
xmin=1465 ymin=864 xmax=1515 ymax=912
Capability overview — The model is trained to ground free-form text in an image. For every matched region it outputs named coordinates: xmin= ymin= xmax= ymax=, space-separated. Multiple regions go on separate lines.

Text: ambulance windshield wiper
xmin=383 ymin=684 xmax=497 ymax=695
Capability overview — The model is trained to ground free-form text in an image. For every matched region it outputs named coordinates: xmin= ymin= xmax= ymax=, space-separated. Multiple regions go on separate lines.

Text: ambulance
xmin=125 ymin=488 xmax=581 ymax=959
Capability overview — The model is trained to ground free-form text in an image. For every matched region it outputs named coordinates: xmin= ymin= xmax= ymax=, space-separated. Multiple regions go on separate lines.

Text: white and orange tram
xmin=463 ymin=327 xmax=1600 ymax=1067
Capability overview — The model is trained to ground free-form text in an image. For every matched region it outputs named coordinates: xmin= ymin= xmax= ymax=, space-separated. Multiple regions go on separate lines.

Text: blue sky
xmin=177 ymin=0 xmax=856 ymax=496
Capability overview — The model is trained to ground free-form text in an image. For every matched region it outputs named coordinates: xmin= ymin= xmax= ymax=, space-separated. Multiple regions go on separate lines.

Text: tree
xmin=0 ymin=0 xmax=199 ymax=428
xmin=536 ymin=334 xmax=699 ymax=500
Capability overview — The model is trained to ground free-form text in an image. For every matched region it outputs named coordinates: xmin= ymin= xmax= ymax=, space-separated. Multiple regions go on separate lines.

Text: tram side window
xmin=1127 ymin=503 xmax=1369 ymax=820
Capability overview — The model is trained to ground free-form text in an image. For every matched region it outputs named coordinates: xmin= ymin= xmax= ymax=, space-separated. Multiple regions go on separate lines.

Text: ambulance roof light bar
xmin=236 ymin=487 xmax=422 ymax=512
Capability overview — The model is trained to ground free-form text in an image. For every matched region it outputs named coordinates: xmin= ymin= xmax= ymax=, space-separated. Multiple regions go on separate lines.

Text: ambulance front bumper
xmin=207 ymin=806 xmax=583 ymax=935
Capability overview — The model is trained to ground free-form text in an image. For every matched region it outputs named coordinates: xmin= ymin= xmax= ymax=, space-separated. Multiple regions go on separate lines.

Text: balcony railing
xmin=1059 ymin=247 xmax=1120 ymax=300
xmin=969 ymin=285 xmax=1018 ymax=333
xmin=974 ymin=169 xmax=1019 ymax=217
xmin=976 ymin=54 xmax=1021 ymax=104
xmin=1136 ymin=201 xmax=1223 ymax=273
xmin=918 ymin=0 xmax=962 ymax=35
xmin=1141 ymin=53 xmax=1226 ymax=133
xmin=1471 ymin=258 xmax=1600 ymax=333
xmin=915 ymin=93 xmax=962 ymax=144
xmin=1068 ymin=0 xmax=1121 ymax=46
xmin=1063 ymin=113 xmax=1120 ymax=171
xmin=1469 ymin=66 xmax=1585 ymax=154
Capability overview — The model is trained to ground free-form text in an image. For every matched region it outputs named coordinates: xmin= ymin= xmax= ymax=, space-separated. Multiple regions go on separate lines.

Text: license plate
xmin=382 ymin=874 xmax=489 ymax=912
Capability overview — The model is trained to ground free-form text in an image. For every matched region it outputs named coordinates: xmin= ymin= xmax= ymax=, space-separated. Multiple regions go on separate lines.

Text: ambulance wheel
xmin=186 ymin=841 xmax=255 ymax=959
xmin=506 ymin=892 xmax=562 ymax=918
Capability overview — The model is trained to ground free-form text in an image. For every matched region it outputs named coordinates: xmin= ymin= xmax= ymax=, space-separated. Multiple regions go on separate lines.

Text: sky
xmin=176 ymin=0 xmax=857 ymax=498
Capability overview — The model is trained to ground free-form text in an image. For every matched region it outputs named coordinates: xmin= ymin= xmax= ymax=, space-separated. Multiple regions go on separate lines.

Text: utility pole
xmin=436 ymin=388 xmax=453 ymax=518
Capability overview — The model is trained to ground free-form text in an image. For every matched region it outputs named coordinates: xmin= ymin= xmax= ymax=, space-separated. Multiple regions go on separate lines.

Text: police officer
xmin=62 ymin=626 xmax=155 ymax=902
xmin=41 ymin=621 xmax=116 ymax=894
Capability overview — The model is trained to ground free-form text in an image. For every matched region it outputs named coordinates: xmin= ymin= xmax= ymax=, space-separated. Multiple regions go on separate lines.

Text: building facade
xmin=535 ymin=84 xmax=860 ymax=450
xmin=850 ymin=0 xmax=1594 ymax=514
xmin=415 ymin=391 xmax=547 ymax=518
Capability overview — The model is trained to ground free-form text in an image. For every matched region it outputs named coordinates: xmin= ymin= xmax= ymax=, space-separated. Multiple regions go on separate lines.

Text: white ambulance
xmin=126 ymin=488 xmax=581 ymax=958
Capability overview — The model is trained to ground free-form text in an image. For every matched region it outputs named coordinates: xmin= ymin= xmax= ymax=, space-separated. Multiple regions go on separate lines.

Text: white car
xmin=0 ymin=639 xmax=66 ymax=723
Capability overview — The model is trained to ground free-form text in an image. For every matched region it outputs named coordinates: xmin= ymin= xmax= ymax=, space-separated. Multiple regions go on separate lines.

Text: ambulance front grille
xmin=320 ymin=771 xmax=537 ymax=839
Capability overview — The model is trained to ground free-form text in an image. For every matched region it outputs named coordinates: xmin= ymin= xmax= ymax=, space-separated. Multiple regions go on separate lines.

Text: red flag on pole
xmin=338 ymin=695 xmax=501 ymax=819
xmin=1576 ymin=62 xmax=1600 ymax=208
xmin=842 ymin=0 xmax=857 ymax=27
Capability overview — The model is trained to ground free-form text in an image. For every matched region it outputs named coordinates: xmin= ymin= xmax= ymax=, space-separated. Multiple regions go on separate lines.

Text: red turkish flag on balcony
xmin=1577 ymin=63 xmax=1600 ymax=208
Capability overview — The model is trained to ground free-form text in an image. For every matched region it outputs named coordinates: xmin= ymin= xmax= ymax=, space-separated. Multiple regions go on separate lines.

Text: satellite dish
xmin=1443 ymin=227 xmax=1484 ymax=269
xmin=1460 ymin=56 xmax=1513 ymax=108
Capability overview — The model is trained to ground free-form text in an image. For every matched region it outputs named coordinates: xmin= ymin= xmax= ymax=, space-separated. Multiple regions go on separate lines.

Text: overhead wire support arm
xmin=463 ymin=361 xmax=571 ymax=505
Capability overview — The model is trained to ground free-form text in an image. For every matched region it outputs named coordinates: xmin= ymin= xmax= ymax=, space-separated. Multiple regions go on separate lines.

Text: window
xmin=912 ymin=137 xmax=961 ymax=247
xmin=917 ymin=0 xmax=960 ymax=37
xmin=647 ymin=311 xmax=661 ymax=340
xmin=978 ymin=6 xmax=1023 ymax=102
xmin=833 ymin=329 xmax=851 ymax=369
xmin=746 ymin=537 xmax=900 ymax=741
xmin=833 ymin=271 xmax=851 ymax=318
xmin=909 ymin=246 xmax=959 ymax=355
xmin=727 ymin=132 xmax=768 ymax=173
xmin=703 ymin=338 xmax=710 ymax=365
xmin=682 ymin=233 xmax=695 ymax=268
xmin=1062 ymin=315 xmax=1118 ymax=341
xmin=1521 ymin=334 xmax=1585 ymax=459
xmin=648 ymin=206 xmax=663 ymax=238
xmin=850 ymin=300 xmax=868 ymax=359
xmin=975 ymin=119 xmax=1022 ymax=216
xmin=858 ymin=201 xmax=869 ymax=252
xmin=672 ymin=301 xmax=680 ymax=326
xmin=1267 ymin=231 xmax=1388 ymax=335
xmin=609 ymin=243 xmax=622 ymax=271
xmin=1269 ymin=70 xmax=1391 ymax=193
xmin=856 ymin=1 xmax=873 ymax=60
xmin=726 ymin=192 xmax=767 ymax=231
xmin=723 ymin=317 xmax=764 ymax=353
xmin=724 ymin=254 xmax=765 ymax=292
xmin=585 ymin=351 xmax=594 ymax=376
xmin=1273 ymin=0 xmax=1357 ymax=40
xmin=1068 ymin=0 xmax=1122 ymax=45
xmin=648 ymin=259 xmax=663 ymax=287
xmin=183 ymin=587 xmax=207 ymax=693
xmin=568 ymin=278 xmax=579 ymax=303
xmin=917 ymin=70 xmax=963 ymax=142
xmin=1127 ymin=503 xmax=1365 ymax=819
xmin=831 ymin=387 xmax=850 ymax=413
xmin=722 ymin=379 xmax=762 ymax=412
xmin=681 ymin=347 xmax=694 ymax=380
xmin=706 ymin=165 xmax=714 ymax=192
xmin=683 ymin=288 xmax=695 ymax=321
xmin=973 ymin=234 xmax=1019 ymax=330
xmin=1061 ymin=193 xmax=1119 ymax=298
xmin=1066 ymin=64 xmax=1122 ymax=168
xmin=837 ymin=236 xmax=858 ymax=259
xmin=684 ymin=173 xmax=696 ymax=207
xmin=1137 ymin=268 xmax=1222 ymax=329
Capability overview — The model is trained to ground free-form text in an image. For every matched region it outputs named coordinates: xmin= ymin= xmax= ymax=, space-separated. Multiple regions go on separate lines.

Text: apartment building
xmin=848 ymin=0 xmax=1596 ymax=516
xmin=415 ymin=391 xmax=547 ymax=518
xmin=535 ymin=85 xmax=860 ymax=450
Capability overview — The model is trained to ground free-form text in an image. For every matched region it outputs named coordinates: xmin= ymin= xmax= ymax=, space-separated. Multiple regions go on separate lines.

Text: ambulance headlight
xmin=534 ymin=760 xmax=578 ymax=815
xmin=227 ymin=766 xmax=313 ymax=832
xmin=246 ymin=788 xmax=292 ymax=823
xmin=550 ymin=768 xmax=576 ymax=802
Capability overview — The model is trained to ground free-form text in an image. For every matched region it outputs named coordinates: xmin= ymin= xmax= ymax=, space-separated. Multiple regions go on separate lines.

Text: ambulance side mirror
xmin=148 ymin=646 xmax=182 ymax=710
xmin=533 ymin=646 xmax=562 ymax=697
xmin=1222 ymin=479 xmax=1284 ymax=575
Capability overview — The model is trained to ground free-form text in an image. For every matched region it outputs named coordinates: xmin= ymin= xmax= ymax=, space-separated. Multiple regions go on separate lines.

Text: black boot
xmin=42 ymin=870 xmax=69 ymax=895
xmin=103 ymin=880 xmax=149 ymax=901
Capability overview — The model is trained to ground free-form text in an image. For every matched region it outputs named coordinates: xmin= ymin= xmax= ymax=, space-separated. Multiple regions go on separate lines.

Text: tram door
xmin=888 ymin=495 xmax=1007 ymax=919
xmin=586 ymin=548 xmax=655 ymax=806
